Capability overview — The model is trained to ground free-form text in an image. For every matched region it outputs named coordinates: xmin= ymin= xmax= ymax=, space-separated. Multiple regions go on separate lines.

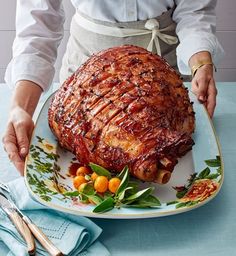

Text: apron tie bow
xmin=145 ymin=19 xmax=178 ymax=56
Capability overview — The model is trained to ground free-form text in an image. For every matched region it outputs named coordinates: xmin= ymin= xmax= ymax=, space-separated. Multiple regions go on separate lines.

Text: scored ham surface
xmin=48 ymin=45 xmax=195 ymax=184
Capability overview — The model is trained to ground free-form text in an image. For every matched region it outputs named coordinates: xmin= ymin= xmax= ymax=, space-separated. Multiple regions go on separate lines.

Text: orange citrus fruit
xmin=108 ymin=177 xmax=121 ymax=193
xmin=73 ymin=175 xmax=87 ymax=190
xmin=76 ymin=166 xmax=91 ymax=176
xmin=94 ymin=176 xmax=109 ymax=193
xmin=91 ymin=172 xmax=99 ymax=182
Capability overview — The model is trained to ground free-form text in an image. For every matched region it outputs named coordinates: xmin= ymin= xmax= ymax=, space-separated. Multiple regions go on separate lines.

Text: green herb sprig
xmin=65 ymin=165 xmax=161 ymax=213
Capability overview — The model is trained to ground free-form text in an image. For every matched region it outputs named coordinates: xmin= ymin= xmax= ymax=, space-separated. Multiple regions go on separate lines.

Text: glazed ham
xmin=48 ymin=45 xmax=195 ymax=184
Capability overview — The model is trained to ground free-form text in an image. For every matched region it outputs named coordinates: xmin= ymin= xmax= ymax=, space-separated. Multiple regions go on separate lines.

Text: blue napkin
xmin=0 ymin=177 xmax=110 ymax=256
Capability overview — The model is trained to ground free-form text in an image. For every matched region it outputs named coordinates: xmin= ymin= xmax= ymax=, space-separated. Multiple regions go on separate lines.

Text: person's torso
xmin=71 ymin=0 xmax=175 ymax=22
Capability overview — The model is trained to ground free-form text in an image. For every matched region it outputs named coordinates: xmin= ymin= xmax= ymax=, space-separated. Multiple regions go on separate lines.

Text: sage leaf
xmin=93 ymin=197 xmax=115 ymax=213
xmin=117 ymin=166 xmax=129 ymax=180
xmin=122 ymin=195 xmax=160 ymax=208
xmin=116 ymin=167 xmax=129 ymax=196
xmin=80 ymin=183 xmax=95 ymax=196
xmin=144 ymin=195 xmax=161 ymax=206
xmin=78 ymin=183 xmax=97 ymax=204
xmin=198 ymin=167 xmax=210 ymax=179
xmin=103 ymin=191 xmax=113 ymax=199
xmin=127 ymin=181 xmax=139 ymax=190
xmin=118 ymin=187 xmax=133 ymax=201
xmin=124 ymin=187 xmax=154 ymax=203
xmin=89 ymin=163 xmax=111 ymax=178
xmin=121 ymin=181 xmax=139 ymax=197
xmin=85 ymin=194 xmax=103 ymax=205
xmin=79 ymin=194 xmax=89 ymax=204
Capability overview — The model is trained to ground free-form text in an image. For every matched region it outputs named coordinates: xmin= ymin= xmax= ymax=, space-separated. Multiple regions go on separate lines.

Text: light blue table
xmin=0 ymin=82 xmax=236 ymax=256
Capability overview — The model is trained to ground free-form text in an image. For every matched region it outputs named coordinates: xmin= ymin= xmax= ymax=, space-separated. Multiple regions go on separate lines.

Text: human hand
xmin=191 ymin=64 xmax=217 ymax=118
xmin=2 ymin=106 xmax=34 ymax=175
xmin=189 ymin=51 xmax=217 ymax=118
xmin=2 ymin=80 xmax=42 ymax=175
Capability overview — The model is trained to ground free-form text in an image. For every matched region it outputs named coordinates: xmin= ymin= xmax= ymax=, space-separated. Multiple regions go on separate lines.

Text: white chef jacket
xmin=5 ymin=0 xmax=224 ymax=92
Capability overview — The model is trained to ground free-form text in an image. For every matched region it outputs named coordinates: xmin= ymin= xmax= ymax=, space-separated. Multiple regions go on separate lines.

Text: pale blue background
xmin=0 ymin=82 xmax=235 ymax=255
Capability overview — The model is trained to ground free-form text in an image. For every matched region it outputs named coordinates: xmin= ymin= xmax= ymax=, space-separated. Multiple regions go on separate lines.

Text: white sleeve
xmin=173 ymin=0 xmax=224 ymax=75
xmin=5 ymin=0 xmax=65 ymax=92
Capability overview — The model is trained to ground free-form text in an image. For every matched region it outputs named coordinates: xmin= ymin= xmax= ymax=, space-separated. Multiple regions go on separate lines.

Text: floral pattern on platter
xmin=26 ymin=136 xmax=69 ymax=202
xmin=180 ymin=179 xmax=219 ymax=202
xmin=167 ymin=156 xmax=222 ymax=209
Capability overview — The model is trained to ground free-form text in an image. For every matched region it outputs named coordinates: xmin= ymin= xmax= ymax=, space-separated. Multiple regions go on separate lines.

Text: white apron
xmin=59 ymin=6 xmax=188 ymax=84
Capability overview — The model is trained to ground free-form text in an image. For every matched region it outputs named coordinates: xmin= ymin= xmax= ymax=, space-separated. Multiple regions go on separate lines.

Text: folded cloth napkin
xmin=0 ymin=177 xmax=110 ymax=256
